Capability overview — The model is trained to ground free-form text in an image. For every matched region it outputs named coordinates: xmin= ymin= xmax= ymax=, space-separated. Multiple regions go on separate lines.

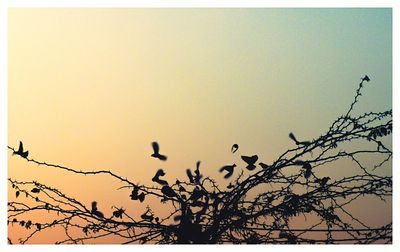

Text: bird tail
xmin=289 ymin=132 xmax=298 ymax=144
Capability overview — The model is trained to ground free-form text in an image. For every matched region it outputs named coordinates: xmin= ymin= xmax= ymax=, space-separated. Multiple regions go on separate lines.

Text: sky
xmin=8 ymin=8 xmax=392 ymax=243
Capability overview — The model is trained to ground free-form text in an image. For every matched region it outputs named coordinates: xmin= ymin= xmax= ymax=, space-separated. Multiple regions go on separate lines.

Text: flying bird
xmin=13 ymin=141 xmax=29 ymax=159
xmin=219 ymin=164 xmax=236 ymax=179
xmin=231 ymin=144 xmax=239 ymax=154
xmin=241 ymin=155 xmax=258 ymax=170
xmin=91 ymin=201 xmax=104 ymax=218
xmin=151 ymin=142 xmax=167 ymax=161
xmin=362 ymin=75 xmax=370 ymax=82
xmin=289 ymin=132 xmax=311 ymax=146
xmin=152 ymin=169 xmax=168 ymax=185
xmin=161 ymin=185 xmax=178 ymax=198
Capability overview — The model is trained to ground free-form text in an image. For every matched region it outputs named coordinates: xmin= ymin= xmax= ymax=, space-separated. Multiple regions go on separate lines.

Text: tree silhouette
xmin=7 ymin=76 xmax=392 ymax=244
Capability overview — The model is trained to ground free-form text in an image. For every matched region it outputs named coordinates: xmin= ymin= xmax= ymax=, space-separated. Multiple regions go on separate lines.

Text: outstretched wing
xmin=152 ymin=142 xmax=159 ymax=154
xmin=17 ymin=141 xmax=23 ymax=153
xmin=241 ymin=155 xmax=258 ymax=165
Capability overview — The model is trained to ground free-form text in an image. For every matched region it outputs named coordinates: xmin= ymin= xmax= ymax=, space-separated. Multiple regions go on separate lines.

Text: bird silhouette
xmin=289 ymin=132 xmax=311 ymax=146
xmin=112 ymin=208 xmax=125 ymax=219
xmin=316 ymin=177 xmax=330 ymax=186
xmin=130 ymin=185 xmax=146 ymax=202
xmin=362 ymin=75 xmax=370 ymax=82
xmin=31 ymin=188 xmax=40 ymax=193
xmin=219 ymin=164 xmax=236 ymax=179
xmin=259 ymin=162 xmax=270 ymax=170
xmin=13 ymin=141 xmax=29 ymax=158
xmin=141 ymin=209 xmax=154 ymax=222
xmin=186 ymin=169 xmax=195 ymax=183
xmin=231 ymin=144 xmax=239 ymax=153
xmin=241 ymin=155 xmax=258 ymax=170
xmin=161 ymin=185 xmax=178 ymax=198
xmin=194 ymin=161 xmax=202 ymax=183
xmin=152 ymin=169 xmax=168 ymax=186
xmin=151 ymin=142 xmax=167 ymax=161
xmin=91 ymin=201 xmax=104 ymax=218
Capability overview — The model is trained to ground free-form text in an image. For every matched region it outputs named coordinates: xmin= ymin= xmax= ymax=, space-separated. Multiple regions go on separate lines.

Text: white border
xmin=0 ymin=1 xmax=398 ymax=252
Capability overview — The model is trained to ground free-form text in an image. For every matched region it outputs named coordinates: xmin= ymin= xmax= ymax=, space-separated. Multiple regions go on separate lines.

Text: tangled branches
xmin=8 ymin=76 xmax=392 ymax=244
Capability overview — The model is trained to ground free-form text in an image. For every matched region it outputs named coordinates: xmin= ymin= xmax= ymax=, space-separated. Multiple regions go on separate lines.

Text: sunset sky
xmin=8 ymin=8 xmax=392 ymax=243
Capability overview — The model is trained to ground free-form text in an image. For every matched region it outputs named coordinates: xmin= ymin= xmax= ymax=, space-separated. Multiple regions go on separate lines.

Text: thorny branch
xmin=8 ymin=76 xmax=392 ymax=244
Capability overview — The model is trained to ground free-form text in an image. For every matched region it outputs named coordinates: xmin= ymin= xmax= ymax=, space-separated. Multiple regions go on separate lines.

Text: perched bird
xmin=259 ymin=162 xmax=269 ymax=170
xmin=241 ymin=155 xmax=258 ymax=170
xmin=112 ymin=208 xmax=125 ymax=219
xmin=152 ymin=169 xmax=168 ymax=186
xmin=289 ymin=132 xmax=311 ymax=146
xmin=13 ymin=141 xmax=29 ymax=159
xmin=186 ymin=169 xmax=195 ymax=183
xmin=130 ymin=184 xmax=145 ymax=202
xmin=219 ymin=164 xmax=236 ymax=179
xmin=31 ymin=188 xmax=40 ymax=193
xmin=304 ymin=167 xmax=312 ymax=179
xmin=91 ymin=201 xmax=104 ymax=218
xmin=151 ymin=142 xmax=167 ymax=161
xmin=161 ymin=185 xmax=178 ymax=198
xmin=231 ymin=144 xmax=239 ymax=154
xmin=194 ymin=161 xmax=203 ymax=183
xmin=362 ymin=75 xmax=370 ymax=82
xmin=316 ymin=177 xmax=330 ymax=186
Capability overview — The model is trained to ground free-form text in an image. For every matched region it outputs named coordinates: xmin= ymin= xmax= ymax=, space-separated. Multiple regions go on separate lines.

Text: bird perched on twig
xmin=219 ymin=164 xmax=236 ymax=179
xmin=241 ymin=155 xmax=258 ymax=170
xmin=152 ymin=169 xmax=168 ymax=186
xmin=289 ymin=132 xmax=311 ymax=146
xmin=13 ymin=141 xmax=29 ymax=159
xmin=361 ymin=75 xmax=370 ymax=82
xmin=130 ymin=185 xmax=145 ymax=202
xmin=315 ymin=177 xmax=330 ymax=186
xmin=151 ymin=142 xmax=167 ymax=161
xmin=259 ymin=162 xmax=269 ymax=170
xmin=186 ymin=169 xmax=195 ymax=183
xmin=194 ymin=161 xmax=203 ymax=184
xmin=161 ymin=185 xmax=178 ymax=198
xmin=231 ymin=144 xmax=239 ymax=154
xmin=91 ymin=201 xmax=104 ymax=218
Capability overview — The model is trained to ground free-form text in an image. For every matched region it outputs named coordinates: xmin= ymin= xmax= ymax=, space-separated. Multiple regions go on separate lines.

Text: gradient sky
xmin=8 ymin=8 xmax=392 ymax=243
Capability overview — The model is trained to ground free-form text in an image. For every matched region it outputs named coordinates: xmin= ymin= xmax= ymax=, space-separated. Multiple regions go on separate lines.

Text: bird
xmin=231 ymin=144 xmax=239 ymax=154
xmin=219 ymin=164 xmax=236 ymax=179
xmin=13 ymin=141 xmax=29 ymax=159
xmin=289 ymin=132 xmax=311 ymax=146
xmin=304 ymin=168 xmax=312 ymax=179
xmin=259 ymin=162 xmax=269 ymax=170
xmin=241 ymin=155 xmax=258 ymax=170
xmin=186 ymin=169 xmax=195 ymax=183
xmin=194 ymin=161 xmax=202 ymax=183
xmin=151 ymin=142 xmax=167 ymax=161
xmin=316 ymin=177 xmax=330 ymax=186
xmin=112 ymin=208 xmax=125 ymax=219
xmin=161 ymin=185 xmax=178 ymax=198
xmin=362 ymin=75 xmax=370 ymax=82
xmin=91 ymin=201 xmax=104 ymax=218
xmin=152 ymin=169 xmax=168 ymax=186
xmin=130 ymin=185 xmax=145 ymax=202
xmin=31 ymin=188 xmax=40 ymax=193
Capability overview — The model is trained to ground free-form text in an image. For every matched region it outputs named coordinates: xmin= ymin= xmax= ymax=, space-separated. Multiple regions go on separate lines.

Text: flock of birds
xmin=12 ymin=131 xmax=329 ymax=220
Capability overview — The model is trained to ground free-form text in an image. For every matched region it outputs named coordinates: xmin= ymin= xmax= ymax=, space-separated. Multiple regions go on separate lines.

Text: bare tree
xmin=8 ymin=76 xmax=392 ymax=244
